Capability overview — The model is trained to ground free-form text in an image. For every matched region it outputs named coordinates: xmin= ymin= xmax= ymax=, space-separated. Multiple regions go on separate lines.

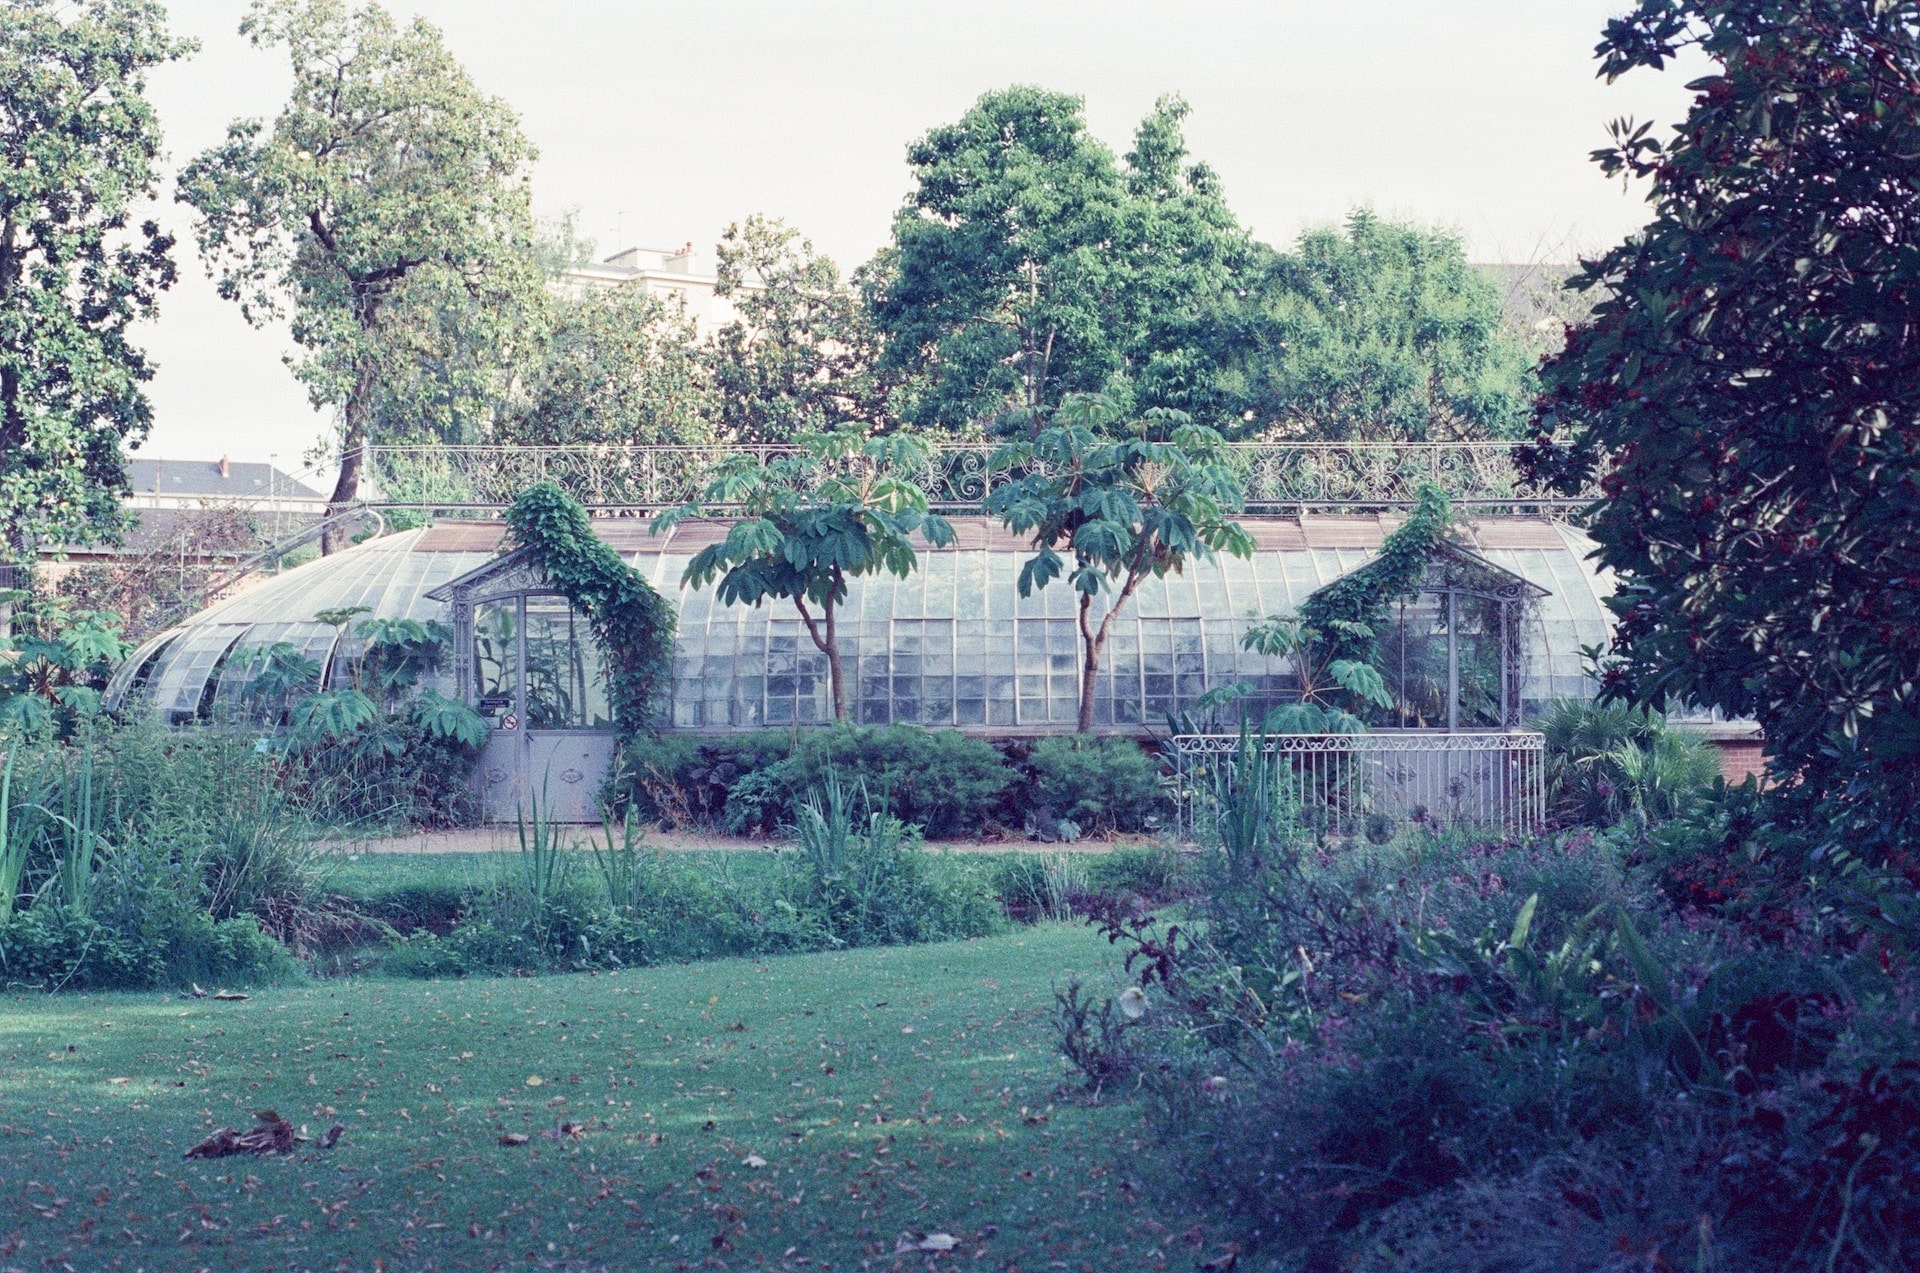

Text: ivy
xmin=506 ymin=483 xmax=677 ymax=742
xmin=1300 ymin=482 xmax=1453 ymax=669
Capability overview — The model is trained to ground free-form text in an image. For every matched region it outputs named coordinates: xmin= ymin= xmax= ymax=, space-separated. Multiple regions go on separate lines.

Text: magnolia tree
xmin=651 ymin=432 xmax=955 ymax=721
xmin=1533 ymin=0 xmax=1920 ymax=863
xmin=986 ymin=396 xmax=1252 ymax=731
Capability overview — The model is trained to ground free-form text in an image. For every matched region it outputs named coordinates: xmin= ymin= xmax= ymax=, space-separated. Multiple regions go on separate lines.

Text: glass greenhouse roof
xmin=107 ymin=517 xmax=1616 ymax=731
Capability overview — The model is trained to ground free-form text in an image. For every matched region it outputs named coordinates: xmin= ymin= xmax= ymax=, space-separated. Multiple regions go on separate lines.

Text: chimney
xmin=218 ymin=455 xmax=230 ymax=479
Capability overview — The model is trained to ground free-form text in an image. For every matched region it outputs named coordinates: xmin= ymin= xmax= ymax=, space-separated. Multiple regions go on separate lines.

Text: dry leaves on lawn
xmin=184 ymin=1111 xmax=341 ymax=1159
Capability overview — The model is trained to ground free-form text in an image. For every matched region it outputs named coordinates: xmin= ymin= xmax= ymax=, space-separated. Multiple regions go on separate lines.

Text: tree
xmin=1216 ymin=211 xmax=1536 ymax=441
xmin=985 ymin=395 xmax=1252 ymax=732
xmin=1532 ymin=0 xmax=1920 ymax=863
xmin=178 ymin=0 xmax=541 ymax=551
xmin=707 ymin=215 xmax=891 ymax=442
xmin=871 ymin=88 xmax=1249 ymax=434
xmin=502 ymin=286 xmax=715 ymax=446
xmin=0 ymin=0 xmax=192 ymax=568
xmin=651 ymin=432 xmax=955 ymax=721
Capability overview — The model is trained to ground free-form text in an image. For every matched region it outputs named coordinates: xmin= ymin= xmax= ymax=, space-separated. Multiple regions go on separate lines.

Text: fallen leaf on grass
xmin=497 ymin=1133 xmax=530 ymax=1146
xmin=524 ymin=1075 xmax=544 ymax=1087
xmin=184 ymin=1110 xmax=295 ymax=1159
xmin=741 ymin=1154 xmax=766 ymax=1168
xmin=1198 ymin=1250 xmax=1240 ymax=1271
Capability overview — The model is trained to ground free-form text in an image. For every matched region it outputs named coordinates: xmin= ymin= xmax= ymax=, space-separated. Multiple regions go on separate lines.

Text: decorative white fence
xmin=364 ymin=441 xmax=1595 ymax=514
xmin=1168 ymin=731 xmax=1548 ymax=842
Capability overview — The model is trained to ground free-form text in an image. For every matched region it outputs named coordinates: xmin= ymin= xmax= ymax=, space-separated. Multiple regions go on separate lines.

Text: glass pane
xmin=524 ymin=597 xmax=612 ymax=729
xmin=473 ymin=600 xmax=519 ymax=727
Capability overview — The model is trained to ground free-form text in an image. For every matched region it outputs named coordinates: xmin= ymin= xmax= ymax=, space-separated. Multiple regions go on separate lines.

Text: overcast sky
xmin=132 ymin=0 xmax=1701 ymax=479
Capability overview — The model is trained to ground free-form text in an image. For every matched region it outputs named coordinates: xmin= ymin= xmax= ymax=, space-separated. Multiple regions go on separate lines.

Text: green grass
xmin=0 ymin=924 xmax=1221 ymax=1270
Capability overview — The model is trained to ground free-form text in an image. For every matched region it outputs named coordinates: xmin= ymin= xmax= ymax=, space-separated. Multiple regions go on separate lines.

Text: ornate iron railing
xmin=364 ymin=442 xmax=1592 ymax=514
xmin=1169 ymin=731 xmax=1547 ymax=842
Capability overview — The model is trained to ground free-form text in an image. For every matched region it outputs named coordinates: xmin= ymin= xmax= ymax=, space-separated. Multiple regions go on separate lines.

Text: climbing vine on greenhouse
xmin=506 ymin=483 xmax=677 ymax=741
xmin=1299 ymin=482 xmax=1454 ymax=669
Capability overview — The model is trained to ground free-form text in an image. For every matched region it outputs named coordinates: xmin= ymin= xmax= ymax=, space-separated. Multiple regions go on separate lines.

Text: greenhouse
xmin=104 ymin=514 xmax=1617 ymax=820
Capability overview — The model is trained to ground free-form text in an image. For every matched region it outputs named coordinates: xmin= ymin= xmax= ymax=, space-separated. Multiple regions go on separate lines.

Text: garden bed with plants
xmin=0 ymin=718 xmax=1191 ymax=991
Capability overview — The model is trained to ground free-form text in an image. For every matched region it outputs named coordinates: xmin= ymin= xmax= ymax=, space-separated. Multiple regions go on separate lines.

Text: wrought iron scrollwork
xmin=366 ymin=442 xmax=1596 ymax=514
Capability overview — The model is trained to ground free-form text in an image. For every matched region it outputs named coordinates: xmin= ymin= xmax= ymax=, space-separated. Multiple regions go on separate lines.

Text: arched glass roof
xmin=109 ymin=517 xmax=1617 ymax=731
xmin=104 ymin=529 xmax=480 ymax=721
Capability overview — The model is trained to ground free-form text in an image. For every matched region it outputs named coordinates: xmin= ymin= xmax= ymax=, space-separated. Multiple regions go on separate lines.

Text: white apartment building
xmin=559 ymin=242 xmax=745 ymax=336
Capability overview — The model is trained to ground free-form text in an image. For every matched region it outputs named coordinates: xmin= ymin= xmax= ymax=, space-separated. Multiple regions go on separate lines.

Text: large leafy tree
xmin=1217 ymin=211 xmax=1536 ymax=441
xmin=502 ymin=286 xmax=715 ymax=446
xmin=986 ymin=395 xmax=1252 ymax=732
xmin=0 ymin=0 xmax=191 ymax=569
xmin=706 ymin=215 xmax=892 ymax=442
xmin=1533 ymin=0 xmax=1920 ymax=861
xmin=651 ymin=432 xmax=955 ymax=721
xmin=872 ymin=88 xmax=1248 ymax=434
xmin=178 ymin=0 xmax=541 ymax=550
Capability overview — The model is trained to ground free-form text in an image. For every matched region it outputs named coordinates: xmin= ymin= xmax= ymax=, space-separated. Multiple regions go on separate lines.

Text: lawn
xmin=0 ymin=924 xmax=1223 ymax=1271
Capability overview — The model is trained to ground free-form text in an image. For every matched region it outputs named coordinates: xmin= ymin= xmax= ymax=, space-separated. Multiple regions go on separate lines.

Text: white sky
xmin=131 ymin=0 xmax=1701 ymax=479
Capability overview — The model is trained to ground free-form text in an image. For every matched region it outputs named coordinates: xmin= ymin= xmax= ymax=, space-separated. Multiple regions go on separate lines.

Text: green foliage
xmin=707 ymin=216 xmax=891 ymax=441
xmin=653 ymin=431 xmax=954 ymax=720
xmin=178 ymin=0 xmax=542 ymax=530
xmin=776 ymin=726 xmax=1011 ymax=838
xmin=0 ymin=596 xmax=130 ymax=735
xmin=721 ymin=725 xmax=1013 ymax=839
xmin=501 ymin=283 xmax=715 ymax=445
xmin=0 ymin=0 xmax=192 ymax=561
xmin=1213 ymin=210 xmax=1536 ymax=441
xmin=1027 ymin=736 xmax=1167 ymax=833
xmin=506 ymin=482 xmax=676 ymax=742
xmin=1537 ymin=699 xmax=1722 ymax=827
xmin=987 ymin=393 xmax=1252 ymax=730
xmin=0 ymin=906 xmax=292 ymax=991
xmin=242 ymin=613 xmax=484 ymax=829
xmin=872 ymin=87 xmax=1250 ymax=431
xmin=1085 ymin=844 xmax=1188 ymax=901
xmin=0 ymin=723 xmax=318 ymax=989
xmin=1530 ymin=0 xmax=1920 ymax=868
xmin=782 ymin=773 xmax=1000 ymax=949
xmin=1300 ymin=482 xmax=1452 ymax=669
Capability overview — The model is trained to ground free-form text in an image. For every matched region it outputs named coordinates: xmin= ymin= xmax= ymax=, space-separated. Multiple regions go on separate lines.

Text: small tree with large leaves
xmin=651 ymin=433 xmax=955 ymax=722
xmin=986 ymin=395 xmax=1252 ymax=732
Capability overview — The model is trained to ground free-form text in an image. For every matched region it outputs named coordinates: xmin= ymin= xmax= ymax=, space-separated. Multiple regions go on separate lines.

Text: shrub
xmin=0 ymin=906 xmax=292 ymax=991
xmin=1081 ymin=755 xmax=1913 ymax=1269
xmin=616 ymin=731 xmax=793 ymax=828
xmin=1085 ymin=844 xmax=1187 ymax=901
xmin=1051 ymin=976 xmax=1143 ymax=1097
xmin=717 ymin=725 xmax=1013 ymax=838
xmin=1536 ymin=699 xmax=1721 ymax=827
xmin=1028 ymin=736 xmax=1167 ymax=833
xmin=780 ymin=772 xmax=1000 ymax=946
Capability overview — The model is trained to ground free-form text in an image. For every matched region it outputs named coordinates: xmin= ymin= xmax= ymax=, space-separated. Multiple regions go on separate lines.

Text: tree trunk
xmin=1076 ymin=570 xmax=1147 ymax=733
xmin=1078 ymin=603 xmax=1101 ymax=733
xmin=796 ymin=592 xmax=846 ymax=721
xmin=321 ymin=360 xmax=377 ymax=555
